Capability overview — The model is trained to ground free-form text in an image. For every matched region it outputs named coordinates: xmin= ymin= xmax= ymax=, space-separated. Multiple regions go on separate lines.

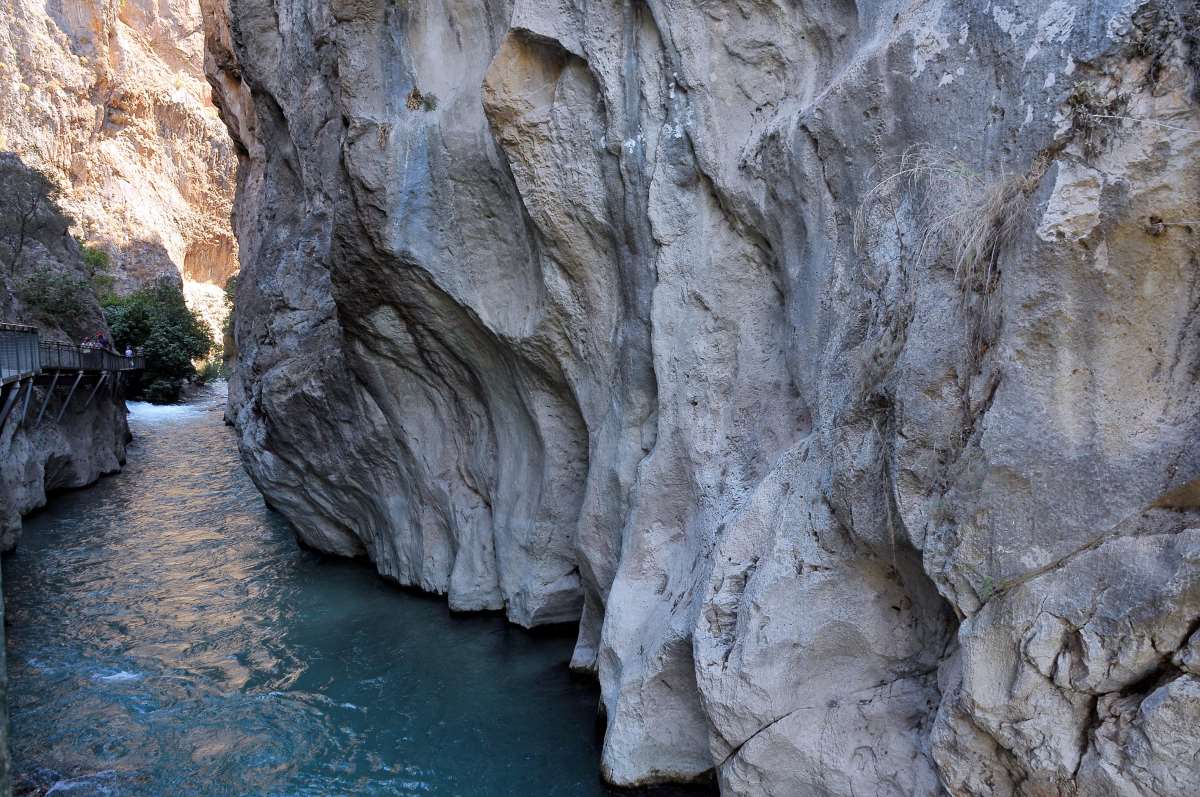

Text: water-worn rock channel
xmin=3 ymin=385 xmax=708 ymax=796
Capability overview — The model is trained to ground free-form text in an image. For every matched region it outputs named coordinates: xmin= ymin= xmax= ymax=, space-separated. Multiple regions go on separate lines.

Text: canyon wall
xmin=0 ymin=380 xmax=129 ymax=554
xmin=0 ymin=0 xmax=238 ymax=336
xmin=0 ymin=153 xmax=132 ymax=551
xmin=204 ymin=0 xmax=1200 ymax=793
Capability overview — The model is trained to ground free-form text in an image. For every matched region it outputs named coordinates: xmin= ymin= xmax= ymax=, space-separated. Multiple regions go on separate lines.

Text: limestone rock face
xmin=0 ymin=152 xmax=132 ymax=797
xmin=0 ymin=0 xmax=238 ymax=335
xmin=204 ymin=0 xmax=1200 ymax=793
xmin=0 ymin=154 xmax=131 ymax=550
xmin=0 ymin=388 xmax=129 ymax=550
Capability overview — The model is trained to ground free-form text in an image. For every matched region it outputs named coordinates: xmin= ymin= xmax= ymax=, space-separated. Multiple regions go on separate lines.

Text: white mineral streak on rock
xmin=200 ymin=0 xmax=1200 ymax=793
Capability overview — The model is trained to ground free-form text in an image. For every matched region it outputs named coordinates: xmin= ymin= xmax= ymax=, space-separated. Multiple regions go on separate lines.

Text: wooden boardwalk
xmin=0 ymin=322 xmax=144 ymax=433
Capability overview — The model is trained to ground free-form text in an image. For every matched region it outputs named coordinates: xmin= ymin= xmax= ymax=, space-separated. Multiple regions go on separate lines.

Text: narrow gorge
xmin=0 ymin=0 xmax=239 ymax=541
xmin=0 ymin=0 xmax=238 ymax=790
xmin=2 ymin=0 xmax=1198 ymax=795
xmin=0 ymin=0 xmax=239 ymax=333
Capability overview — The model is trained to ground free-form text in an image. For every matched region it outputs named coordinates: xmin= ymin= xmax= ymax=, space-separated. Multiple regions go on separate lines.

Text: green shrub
xmin=90 ymin=272 xmax=116 ymax=299
xmin=142 ymin=378 xmax=185 ymax=404
xmin=104 ymin=277 xmax=214 ymax=403
xmin=81 ymin=245 xmax=109 ymax=273
xmin=18 ymin=268 xmax=91 ymax=323
xmin=81 ymin=245 xmax=116 ymax=301
xmin=195 ymin=357 xmax=224 ymax=384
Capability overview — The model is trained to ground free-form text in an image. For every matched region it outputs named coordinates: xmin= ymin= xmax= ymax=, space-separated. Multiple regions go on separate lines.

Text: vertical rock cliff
xmin=0 ymin=155 xmax=131 ymax=548
xmin=0 ymin=0 xmax=238 ymax=334
xmin=204 ymin=0 xmax=1200 ymax=793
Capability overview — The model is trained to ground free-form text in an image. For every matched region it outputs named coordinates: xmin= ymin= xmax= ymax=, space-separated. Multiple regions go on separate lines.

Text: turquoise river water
xmin=4 ymin=386 xmax=711 ymax=797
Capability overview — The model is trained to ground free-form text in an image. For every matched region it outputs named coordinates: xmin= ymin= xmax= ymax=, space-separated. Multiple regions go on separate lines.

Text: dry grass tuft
xmin=854 ymin=146 xmax=1031 ymax=288
xmin=854 ymin=146 xmax=1035 ymax=367
xmin=952 ymin=173 xmax=1031 ymax=305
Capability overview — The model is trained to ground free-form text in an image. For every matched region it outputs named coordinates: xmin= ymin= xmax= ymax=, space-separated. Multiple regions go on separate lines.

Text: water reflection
xmin=5 ymin=385 xmax=712 ymax=797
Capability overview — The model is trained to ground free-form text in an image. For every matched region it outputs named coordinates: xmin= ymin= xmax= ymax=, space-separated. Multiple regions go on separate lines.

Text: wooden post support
xmin=35 ymin=370 xmax=60 ymax=426
xmin=55 ymin=370 xmax=85 ymax=424
xmin=17 ymin=377 xmax=33 ymax=426
xmin=0 ymin=382 xmax=20 ymax=434
xmin=83 ymin=373 xmax=108 ymax=409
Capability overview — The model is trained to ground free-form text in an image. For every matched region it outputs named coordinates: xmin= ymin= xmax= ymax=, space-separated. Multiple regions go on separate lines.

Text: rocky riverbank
xmin=203 ymin=1 xmax=1200 ymax=794
xmin=0 ymin=394 xmax=129 ymax=552
xmin=0 ymin=348 xmax=130 ymax=797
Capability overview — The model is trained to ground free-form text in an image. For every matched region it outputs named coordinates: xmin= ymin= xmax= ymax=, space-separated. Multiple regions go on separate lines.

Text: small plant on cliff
xmin=952 ymin=173 xmax=1031 ymax=304
xmin=82 ymin=245 xmax=108 ymax=273
xmin=853 ymin=145 xmax=1031 ymax=288
xmin=1130 ymin=1 xmax=1200 ymax=93
xmin=1065 ymin=82 xmax=1131 ymax=161
xmin=82 ymin=244 xmax=116 ymax=300
xmin=852 ymin=146 xmax=1036 ymax=403
xmin=104 ymin=277 xmax=214 ymax=403
xmin=406 ymin=87 xmax=437 ymax=112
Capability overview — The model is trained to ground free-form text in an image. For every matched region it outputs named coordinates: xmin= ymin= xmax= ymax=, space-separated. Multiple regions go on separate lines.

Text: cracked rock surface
xmin=202 ymin=0 xmax=1200 ymax=792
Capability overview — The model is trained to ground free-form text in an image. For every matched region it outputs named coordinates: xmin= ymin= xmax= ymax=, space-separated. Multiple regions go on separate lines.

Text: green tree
xmin=82 ymin=245 xmax=116 ymax=300
xmin=104 ymin=278 xmax=214 ymax=403
xmin=0 ymin=154 xmax=61 ymax=276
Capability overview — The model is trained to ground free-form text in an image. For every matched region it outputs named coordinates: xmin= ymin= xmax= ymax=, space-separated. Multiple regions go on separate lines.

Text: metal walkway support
xmin=55 ymin=371 xmax=85 ymax=424
xmin=83 ymin=373 xmax=108 ymax=409
xmin=0 ymin=321 xmax=144 ymax=435
xmin=17 ymin=378 xmax=34 ymax=425
xmin=0 ymin=381 xmax=20 ymax=431
xmin=34 ymin=370 xmax=60 ymax=426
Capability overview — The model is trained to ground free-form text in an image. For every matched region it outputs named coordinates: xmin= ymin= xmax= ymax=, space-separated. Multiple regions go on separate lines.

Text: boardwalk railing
xmin=0 ymin=322 xmax=40 ymax=385
xmin=0 ymin=321 xmax=144 ymax=433
xmin=39 ymin=341 xmax=145 ymax=373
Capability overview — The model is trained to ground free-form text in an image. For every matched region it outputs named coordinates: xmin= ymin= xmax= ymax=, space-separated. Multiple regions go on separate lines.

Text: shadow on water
xmin=2 ymin=384 xmax=716 ymax=797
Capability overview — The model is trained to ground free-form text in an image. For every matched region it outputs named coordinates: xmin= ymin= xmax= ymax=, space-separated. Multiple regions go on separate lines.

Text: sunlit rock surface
xmin=204 ymin=0 xmax=1200 ymax=792
xmin=0 ymin=0 xmax=238 ymax=336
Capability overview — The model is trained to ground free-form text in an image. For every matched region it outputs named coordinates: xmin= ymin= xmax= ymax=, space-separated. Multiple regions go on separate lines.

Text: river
xmin=3 ymin=385 xmax=709 ymax=796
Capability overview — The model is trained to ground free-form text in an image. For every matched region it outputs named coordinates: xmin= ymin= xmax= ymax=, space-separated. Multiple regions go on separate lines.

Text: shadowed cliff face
xmin=202 ymin=0 xmax=1200 ymax=793
xmin=0 ymin=153 xmax=131 ymax=548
